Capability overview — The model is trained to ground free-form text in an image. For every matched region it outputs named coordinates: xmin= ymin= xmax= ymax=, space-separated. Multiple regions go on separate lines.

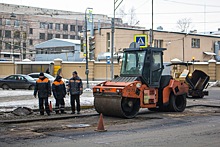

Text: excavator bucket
xmin=186 ymin=70 xmax=210 ymax=98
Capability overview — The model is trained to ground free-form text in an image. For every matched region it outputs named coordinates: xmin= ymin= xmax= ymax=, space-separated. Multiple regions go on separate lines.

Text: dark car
xmin=0 ymin=74 xmax=36 ymax=90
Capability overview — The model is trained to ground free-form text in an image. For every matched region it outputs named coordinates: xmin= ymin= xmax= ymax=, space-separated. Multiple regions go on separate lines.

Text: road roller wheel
xmin=169 ymin=93 xmax=186 ymax=112
xmin=121 ymin=98 xmax=140 ymax=118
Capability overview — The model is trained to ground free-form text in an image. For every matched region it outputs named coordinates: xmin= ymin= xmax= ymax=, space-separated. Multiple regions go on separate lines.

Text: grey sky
xmin=1 ymin=0 xmax=220 ymax=32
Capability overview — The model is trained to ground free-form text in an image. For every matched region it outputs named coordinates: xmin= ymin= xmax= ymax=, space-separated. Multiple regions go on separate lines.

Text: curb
xmin=186 ymin=104 xmax=220 ymax=108
xmin=32 ymin=105 xmax=94 ymax=112
xmin=0 ymin=113 xmax=99 ymax=124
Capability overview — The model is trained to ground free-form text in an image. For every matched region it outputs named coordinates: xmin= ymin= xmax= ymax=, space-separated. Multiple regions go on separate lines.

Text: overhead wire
xmin=163 ymin=0 xmax=220 ymax=7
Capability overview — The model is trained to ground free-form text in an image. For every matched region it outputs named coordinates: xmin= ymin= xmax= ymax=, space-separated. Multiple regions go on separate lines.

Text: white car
xmin=28 ymin=73 xmax=68 ymax=86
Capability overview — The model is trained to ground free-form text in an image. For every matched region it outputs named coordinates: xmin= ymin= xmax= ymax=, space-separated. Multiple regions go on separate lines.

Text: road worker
xmin=52 ymin=75 xmax=66 ymax=114
xmin=34 ymin=72 xmax=51 ymax=116
xmin=68 ymin=71 xmax=83 ymax=114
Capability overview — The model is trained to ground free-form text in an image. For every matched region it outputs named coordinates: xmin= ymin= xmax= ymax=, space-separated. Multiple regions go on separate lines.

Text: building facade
xmin=93 ymin=28 xmax=220 ymax=62
xmin=0 ymin=3 xmax=131 ymax=61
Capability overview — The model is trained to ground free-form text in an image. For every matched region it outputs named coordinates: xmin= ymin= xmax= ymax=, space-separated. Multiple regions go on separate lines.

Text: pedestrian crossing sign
xmin=134 ymin=34 xmax=148 ymax=48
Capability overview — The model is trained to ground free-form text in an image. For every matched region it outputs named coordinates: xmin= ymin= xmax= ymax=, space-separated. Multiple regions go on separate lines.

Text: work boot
xmin=61 ymin=111 xmax=66 ymax=114
xmin=71 ymin=111 xmax=75 ymax=114
xmin=77 ymin=111 xmax=80 ymax=114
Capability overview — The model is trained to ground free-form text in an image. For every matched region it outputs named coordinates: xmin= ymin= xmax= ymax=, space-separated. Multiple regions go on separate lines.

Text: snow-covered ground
xmin=0 ymin=89 xmax=94 ymax=112
xmin=0 ymin=80 xmax=217 ymax=112
xmin=0 ymin=90 xmax=33 ymax=97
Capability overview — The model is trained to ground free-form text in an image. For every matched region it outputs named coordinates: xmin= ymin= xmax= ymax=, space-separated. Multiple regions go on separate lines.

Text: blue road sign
xmin=134 ymin=35 xmax=148 ymax=48
xmin=106 ymin=56 xmax=111 ymax=64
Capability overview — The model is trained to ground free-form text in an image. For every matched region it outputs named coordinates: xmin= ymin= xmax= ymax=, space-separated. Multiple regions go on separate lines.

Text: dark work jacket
xmin=52 ymin=80 xmax=66 ymax=99
xmin=34 ymin=77 xmax=51 ymax=98
xmin=68 ymin=76 xmax=83 ymax=95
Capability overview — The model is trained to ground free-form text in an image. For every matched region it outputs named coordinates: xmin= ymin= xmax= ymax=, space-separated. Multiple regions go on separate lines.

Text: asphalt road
xmin=0 ymin=87 xmax=220 ymax=147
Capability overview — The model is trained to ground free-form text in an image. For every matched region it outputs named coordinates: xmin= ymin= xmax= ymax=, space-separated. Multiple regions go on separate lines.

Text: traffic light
xmin=89 ymin=36 xmax=95 ymax=51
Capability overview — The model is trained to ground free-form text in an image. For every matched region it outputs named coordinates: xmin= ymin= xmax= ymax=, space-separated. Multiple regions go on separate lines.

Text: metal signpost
xmin=106 ymin=56 xmax=110 ymax=80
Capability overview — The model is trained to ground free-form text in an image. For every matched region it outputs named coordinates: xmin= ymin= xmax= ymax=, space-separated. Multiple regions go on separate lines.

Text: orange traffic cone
xmin=49 ymin=101 xmax=53 ymax=112
xmin=95 ymin=113 xmax=107 ymax=132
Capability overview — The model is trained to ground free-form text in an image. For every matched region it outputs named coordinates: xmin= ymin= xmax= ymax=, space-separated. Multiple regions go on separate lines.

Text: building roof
xmin=97 ymin=27 xmax=220 ymax=38
xmin=35 ymin=38 xmax=81 ymax=49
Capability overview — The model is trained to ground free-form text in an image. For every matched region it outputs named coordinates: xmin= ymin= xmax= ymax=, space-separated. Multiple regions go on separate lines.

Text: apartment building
xmin=0 ymin=3 xmax=129 ymax=61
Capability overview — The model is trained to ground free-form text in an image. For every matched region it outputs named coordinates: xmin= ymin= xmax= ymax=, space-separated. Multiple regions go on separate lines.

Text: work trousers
xmin=70 ymin=94 xmax=80 ymax=113
xmin=38 ymin=97 xmax=50 ymax=115
xmin=55 ymin=98 xmax=65 ymax=113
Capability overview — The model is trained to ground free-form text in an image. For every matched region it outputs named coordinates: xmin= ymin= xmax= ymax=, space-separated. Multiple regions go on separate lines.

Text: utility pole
xmin=84 ymin=7 xmax=93 ymax=89
xmin=111 ymin=0 xmax=123 ymax=80
xmin=150 ymin=0 xmax=154 ymax=47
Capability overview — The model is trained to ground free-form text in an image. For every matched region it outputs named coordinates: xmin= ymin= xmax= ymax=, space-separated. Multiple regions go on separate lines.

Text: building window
xmin=29 ymin=28 xmax=33 ymax=34
xmin=40 ymin=22 xmax=47 ymax=29
xmin=55 ymin=34 xmax=60 ymax=38
xmin=14 ymin=42 xmax=20 ymax=50
xmin=23 ymin=43 xmax=26 ymax=59
xmin=63 ymin=24 xmax=68 ymax=31
xmin=39 ymin=33 xmax=45 ymax=40
xmin=4 ymin=54 xmax=10 ymax=58
xmin=14 ymin=55 xmax=19 ymax=58
xmin=29 ymin=39 xmax=33 ymax=45
xmin=5 ymin=30 xmax=11 ymax=38
xmin=48 ymin=23 xmax=53 ymax=29
xmin=70 ymin=25 xmax=75 ymax=31
xmin=191 ymin=38 xmax=200 ymax=48
xmin=78 ymin=26 xmax=83 ymax=31
xmin=47 ymin=33 xmax=53 ymax=40
xmin=70 ymin=35 xmax=75 ymax=39
xmin=14 ymin=31 xmax=20 ymax=39
xmin=75 ymin=36 xmax=79 ymax=40
xmin=22 ymin=32 xmax=27 ymax=39
xmin=22 ymin=21 xmax=27 ymax=27
xmin=6 ymin=19 xmax=11 ymax=26
xmin=0 ymin=41 xmax=2 ymax=50
xmin=5 ymin=42 xmax=11 ymax=49
xmin=63 ymin=34 xmax=68 ymax=39
xmin=55 ymin=23 xmax=60 ymax=30
xmin=14 ymin=20 xmax=20 ymax=27
xmin=107 ymin=32 xmax=110 ymax=52
xmin=154 ymin=40 xmax=163 ymax=48
xmin=23 ymin=43 xmax=26 ymax=48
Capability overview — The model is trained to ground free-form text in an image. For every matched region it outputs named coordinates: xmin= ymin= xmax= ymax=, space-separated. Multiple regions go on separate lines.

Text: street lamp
xmin=85 ymin=7 xmax=93 ymax=89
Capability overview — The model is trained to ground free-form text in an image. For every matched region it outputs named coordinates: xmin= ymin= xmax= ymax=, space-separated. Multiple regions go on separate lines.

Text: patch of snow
xmin=0 ymin=90 xmax=33 ymax=97
xmin=208 ymin=81 xmax=220 ymax=87
xmin=0 ymin=90 xmax=94 ymax=112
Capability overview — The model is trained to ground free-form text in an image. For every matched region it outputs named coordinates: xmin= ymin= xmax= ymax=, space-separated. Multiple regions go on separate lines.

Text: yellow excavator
xmin=167 ymin=62 xmax=209 ymax=98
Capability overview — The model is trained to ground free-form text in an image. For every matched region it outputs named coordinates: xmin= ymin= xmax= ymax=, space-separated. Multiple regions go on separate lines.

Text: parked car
xmin=28 ymin=73 xmax=55 ymax=82
xmin=28 ymin=73 xmax=68 ymax=86
xmin=0 ymin=74 xmax=36 ymax=90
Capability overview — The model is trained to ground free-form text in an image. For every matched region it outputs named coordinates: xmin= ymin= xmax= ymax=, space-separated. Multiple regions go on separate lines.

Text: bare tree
xmin=128 ymin=6 xmax=137 ymax=26
xmin=176 ymin=18 xmax=192 ymax=32
xmin=117 ymin=6 xmax=138 ymax=26
xmin=117 ymin=6 xmax=127 ymax=21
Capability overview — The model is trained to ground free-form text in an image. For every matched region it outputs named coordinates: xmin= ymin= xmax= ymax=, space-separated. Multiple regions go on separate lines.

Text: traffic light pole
xmin=111 ymin=0 xmax=123 ymax=80
xmin=111 ymin=17 xmax=114 ymax=80
xmin=85 ymin=8 xmax=92 ymax=89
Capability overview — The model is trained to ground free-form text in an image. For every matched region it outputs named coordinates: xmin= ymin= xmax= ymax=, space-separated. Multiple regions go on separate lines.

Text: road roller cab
xmin=93 ymin=46 xmax=189 ymax=118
